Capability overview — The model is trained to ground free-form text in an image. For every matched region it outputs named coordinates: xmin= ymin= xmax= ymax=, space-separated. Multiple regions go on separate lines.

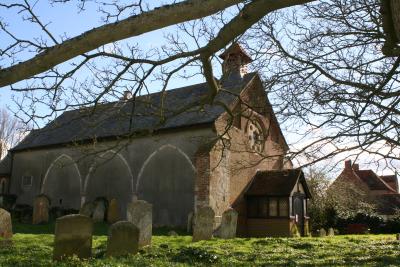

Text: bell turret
xmin=219 ymin=43 xmax=253 ymax=81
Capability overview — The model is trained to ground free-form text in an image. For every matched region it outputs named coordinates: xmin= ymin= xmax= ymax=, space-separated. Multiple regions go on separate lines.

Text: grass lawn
xmin=0 ymin=222 xmax=399 ymax=266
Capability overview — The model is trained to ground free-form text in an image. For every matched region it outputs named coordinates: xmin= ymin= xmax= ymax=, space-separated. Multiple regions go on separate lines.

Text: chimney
xmin=219 ymin=43 xmax=253 ymax=82
xmin=344 ymin=160 xmax=352 ymax=170
xmin=122 ymin=90 xmax=132 ymax=100
xmin=353 ymin=163 xmax=359 ymax=172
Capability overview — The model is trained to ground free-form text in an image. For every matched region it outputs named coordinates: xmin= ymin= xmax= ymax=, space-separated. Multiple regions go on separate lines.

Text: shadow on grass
xmin=13 ymin=220 xmax=189 ymax=236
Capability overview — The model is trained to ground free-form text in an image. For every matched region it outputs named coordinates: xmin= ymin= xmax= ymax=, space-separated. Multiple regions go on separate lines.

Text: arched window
xmin=247 ymin=120 xmax=265 ymax=153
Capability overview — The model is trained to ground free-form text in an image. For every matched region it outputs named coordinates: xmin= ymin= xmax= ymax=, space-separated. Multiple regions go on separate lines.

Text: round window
xmin=247 ymin=120 xmax=264 ymax=153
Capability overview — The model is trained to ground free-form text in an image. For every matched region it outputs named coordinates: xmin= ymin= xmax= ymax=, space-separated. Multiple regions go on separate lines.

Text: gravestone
xmin=127 ymin=200 xmax=152 ymax=247
xmin=328 ymin=228 xmax=335 ymax=237
xmin=53 ymin=214 xmax=93 ymax=261
xmin=187 ymin=212 xmax=193 ymax=233
xmin=192 ymin=206 xmax=215 ymax=242
xmin=168 ymin=230 xmax=178 ymax=236
xmin=107 ymin=199 xmax=120 ymax=224
xmin=319 ymin=228 xmax=326 ymax=237
xmin=80 ymin=202 xmax=95 ymax=218
xmin=106 ymin=221 xmax=139 ymax=257
xmin=218 ymin=208 xmax=238 ymax=239
xmin=0 ymin=208 xmax=12 ymax=239
xmin=92 ymin=200 xmax=106 ymax=222
xmin=32 ymin=195 xmax=50 ymax=224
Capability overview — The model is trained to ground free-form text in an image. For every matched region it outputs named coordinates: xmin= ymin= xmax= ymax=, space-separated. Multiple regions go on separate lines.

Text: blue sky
xmin=0 ymin=1 xmax=398 ymax=176
xmin=0 ymin=1 xmax=207 ymax=113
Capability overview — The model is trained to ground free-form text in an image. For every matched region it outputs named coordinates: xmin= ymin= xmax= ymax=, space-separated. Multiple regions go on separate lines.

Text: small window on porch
xmin=22 ymin=175 xmax=33 ymax=187
xmin=247 ymin=196 xmax=289 ymax=218
xmin=279 ymin=198 xmax=289 ymax=217
xmin=269 ymin=198 xmax=278 ymax=217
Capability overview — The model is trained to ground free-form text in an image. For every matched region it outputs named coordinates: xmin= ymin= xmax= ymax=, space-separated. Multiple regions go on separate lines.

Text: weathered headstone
xmin=319 ymin=228 xmax=326 ymax=237
xmin=107 ymin=199 xmax=120 ymax=224
xmin=168 ymin=230 xmax=178 ymax=236
xmin=328 ymin=227 xmax=335 ymax=237
xmin=192 ymin=206 xmax=215 ymax=242
xmin=106 ymin=221 xmax=139 ymax=257
xmin=53 ymin=214 xmax=93 ymax=261
xmin=32 ymin=195 xmax=50 ymax=224
xmin=92 ymin=200 xmax=106 ymax=222
xmin=0 ymin=208 xmax=12 ymax=239
xmin=127 ymin=200 xmax=152 ymax=247
xmin=79 ymin=201 xmax=95 ymax=218
xmin=187 ymin=212 xmax=193 ymax=233
xmin=218 ymin=208 xmax=238 ymax=239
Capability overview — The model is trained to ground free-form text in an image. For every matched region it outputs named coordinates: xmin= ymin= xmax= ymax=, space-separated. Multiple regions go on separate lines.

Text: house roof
xmin=380 ymin=175 xmax=399 ymax=193
xmin=354 ymin=169 xmax=397 ymax=193
xmin=12 ymin=73 xmax=257 ymax=151
xmin=245 ymin=169 xmax=311 ymax=198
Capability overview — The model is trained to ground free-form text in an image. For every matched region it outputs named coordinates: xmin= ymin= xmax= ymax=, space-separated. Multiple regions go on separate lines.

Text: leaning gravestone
xmin=127 ymin=200 xmax=152 ymax=247
xmin=0 ymin=208 xmax=12 ymax=239
xmin=107 ymin=199 xmax=120 ymax=224
xmin=218 ymin=208 xmax=238 ymax=239
xmin=319 ymin=228 xmax=327 ymax=237
xmin=192 ymin=206 xmax=215 ymax=242
xmin=187 ymin=212 xmax=193 ymax=233
xmin=106 ymin=221 xmax=139 ymax=257
xmin=32 ymin=195 xmax=50 ymax=224
xmin=80 ymin=201 xmax=95 ymax=218
xmin=53 ymin=214 xmax=93 ymax=261
xmin=92 ymin=200 xmax=106 ymax=222
xmin=328 ymin=228 xmax=335 ymax=237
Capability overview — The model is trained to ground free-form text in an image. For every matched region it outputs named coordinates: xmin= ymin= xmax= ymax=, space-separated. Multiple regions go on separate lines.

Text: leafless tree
xmin=0 ymin=108 xmax=27 ymax=159
xmin=242 ymin=0 xmax=400 ymax=170
xmin=0 ymin=0 xmax=399 ymax=169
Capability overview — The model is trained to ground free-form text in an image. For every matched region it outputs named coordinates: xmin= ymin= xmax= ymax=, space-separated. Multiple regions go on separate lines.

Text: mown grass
xmin=0 ymin=222 xmax=399 ymax=266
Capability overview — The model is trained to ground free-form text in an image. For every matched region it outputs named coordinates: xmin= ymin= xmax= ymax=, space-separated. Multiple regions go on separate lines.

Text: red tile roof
xmin=380 ymin=175 xmax=399 ymax=193
xmin=354 ymin=169 xmax=396 ymax=193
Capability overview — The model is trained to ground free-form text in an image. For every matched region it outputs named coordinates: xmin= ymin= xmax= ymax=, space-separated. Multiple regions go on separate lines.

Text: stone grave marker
xmin=32 ymin=195 xmax=50 ymax=224
xmin=79 ymin=201 xmax=95 ymax=218
xmin=53 ymin=214 xmax=93 ymax=261
xmin=192 ymin=206 xmax=214 ymax=242
xmin=218 ymin=208 xmax=238 ymax=239
xmin=107 ymin=198 xmax=120 ymax=224
xmin=127 ymin=200 xmax=152 ymax=247
xmin=106 ymin=221 xmax=139 ymax=257
xmin=328 ymin=228 xmax=335 ymax=237
xmin=92 ymin=200 xmax=106 ymax=222
xmin=0 ymin=208 xmax=12 ymax=239
xmin=319 ymin=228 xmax=326 ymax=237
xmin=187 ymin=212 xmax=193 ymax=233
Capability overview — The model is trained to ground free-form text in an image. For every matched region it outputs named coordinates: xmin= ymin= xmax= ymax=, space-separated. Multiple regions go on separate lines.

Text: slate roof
xmin=12 ymin=73 xmax=257 ymax=151
xmin=245 ymin=169 xmax=311 ymax=198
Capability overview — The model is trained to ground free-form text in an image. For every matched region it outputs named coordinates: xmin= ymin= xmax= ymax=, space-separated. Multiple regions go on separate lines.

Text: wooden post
xmin=396 ymin=233 xmax=400 ymax=241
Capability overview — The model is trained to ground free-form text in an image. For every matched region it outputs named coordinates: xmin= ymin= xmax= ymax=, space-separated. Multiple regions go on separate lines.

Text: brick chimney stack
xmin=353 ymin=163 xmax=359 ymax=171
xmin=344 ymin=160 xmax=352 ymax=170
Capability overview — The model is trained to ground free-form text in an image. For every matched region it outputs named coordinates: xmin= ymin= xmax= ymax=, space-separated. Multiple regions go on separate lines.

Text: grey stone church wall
xmin=9 ymin=127 xmax=214 ymax=227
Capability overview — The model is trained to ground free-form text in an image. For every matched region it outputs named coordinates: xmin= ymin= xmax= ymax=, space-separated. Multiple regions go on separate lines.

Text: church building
xmin=0 ymin=44 xmax=311 ymax=237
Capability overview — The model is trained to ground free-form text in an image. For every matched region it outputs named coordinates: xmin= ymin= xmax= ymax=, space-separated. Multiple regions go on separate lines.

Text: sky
xmin=0 ymin=1 xmax=398 ymax=178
